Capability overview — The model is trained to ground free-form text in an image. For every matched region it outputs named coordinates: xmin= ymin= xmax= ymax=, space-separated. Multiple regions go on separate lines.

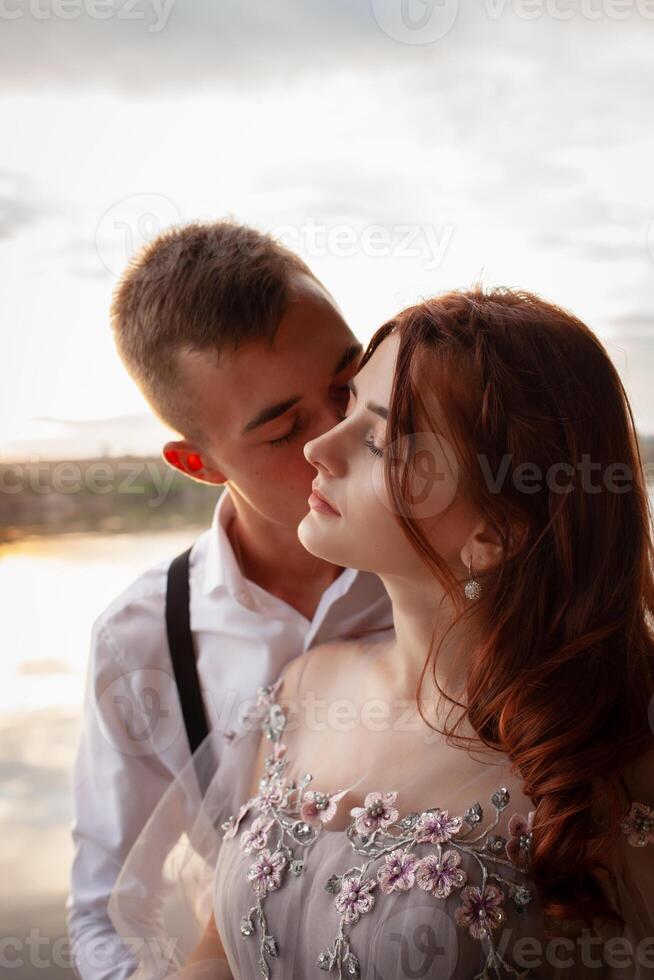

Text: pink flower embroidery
xmin=506 ymin=811 xmax=535 ymax=868
xmin=416 ymin=849 xmax=468 ymax=899
xmin=455 ymin=884 xmax=506 ymax=939
xmin=415 ymin=808 xmax=468 ymax=844
xmin=621 ymin=801 xmax=654 ymax=847
xmin=255 ymin=679 xmax=284 ymax=710
xmin=259 ymin=777 xmax=286 ymax=810
xmin=223 ymin=800 xmax=254 ymax=840
xmin=300 ymin=789 xmax=347 ymax=828
xmin=246 ymin=848 xmax=287 ymax=898
xmin=377 ymin=848 xmax=418 ymax=895
xmin=334 ymin=874 xmax=377 ymax=924
xmin=350 ymin=791 xmax=399 ymax=835
xmin=240 ymin=814 xmax=274 ymax=855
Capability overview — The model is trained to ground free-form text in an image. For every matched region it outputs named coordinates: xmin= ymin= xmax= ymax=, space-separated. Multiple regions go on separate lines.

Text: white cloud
xmin=2 ymin=4 xmax=654 ymax=455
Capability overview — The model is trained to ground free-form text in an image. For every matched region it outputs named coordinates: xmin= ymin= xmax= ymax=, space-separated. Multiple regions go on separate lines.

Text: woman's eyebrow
xmin=346 ymin=378 xmax=388 ymax=420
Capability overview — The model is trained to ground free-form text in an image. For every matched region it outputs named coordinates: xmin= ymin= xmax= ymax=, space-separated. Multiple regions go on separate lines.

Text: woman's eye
xmin=269 ymin=420 xmax=301 ymax=448
xmin=364 ymin=436 xmax=384 ymax=458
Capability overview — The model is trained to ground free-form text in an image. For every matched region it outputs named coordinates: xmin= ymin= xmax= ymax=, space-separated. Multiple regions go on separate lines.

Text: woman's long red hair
xmin=362 ymin=286 xmax=654 ymax=936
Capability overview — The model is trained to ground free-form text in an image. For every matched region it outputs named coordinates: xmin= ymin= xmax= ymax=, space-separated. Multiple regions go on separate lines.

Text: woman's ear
xmin=461 ymin=518 xmax=529 ymax=573
xmin=460 ymin=520 xmax=505 ymax=575
xmin=162 ymin=440 xmax=227 ymax=485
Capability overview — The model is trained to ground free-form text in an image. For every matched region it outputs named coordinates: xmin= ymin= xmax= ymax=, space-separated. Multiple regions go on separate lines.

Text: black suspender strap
xmin=165 ymin=546 xmax=211 ymax=757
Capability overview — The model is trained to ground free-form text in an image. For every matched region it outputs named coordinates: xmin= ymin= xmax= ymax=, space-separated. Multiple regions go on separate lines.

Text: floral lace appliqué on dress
xmin=220 ymin=680 xmax=540 ymax=980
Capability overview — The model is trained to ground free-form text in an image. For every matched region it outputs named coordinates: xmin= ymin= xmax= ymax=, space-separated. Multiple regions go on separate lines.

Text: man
xmin=67 ymin=220 xmax=394 ymax=979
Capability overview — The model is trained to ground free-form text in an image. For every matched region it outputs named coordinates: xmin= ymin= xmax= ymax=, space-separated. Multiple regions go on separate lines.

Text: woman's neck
xmin=378 ymin=571 xmax=477 ymax=712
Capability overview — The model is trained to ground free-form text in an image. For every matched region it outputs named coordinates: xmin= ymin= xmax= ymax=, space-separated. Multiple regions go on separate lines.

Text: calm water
xmin=0 ymin=527 xmax=203 ymax=964
xmin=0 ymin=528 xmax=204 ymax=714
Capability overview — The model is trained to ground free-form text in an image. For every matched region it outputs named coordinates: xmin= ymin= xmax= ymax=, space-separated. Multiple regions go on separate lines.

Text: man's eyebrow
xmin=346 ymin=378 xmax=388 ymax=420
xmin=242 ymin=395 xmax=302 ymax=434
xmin=242 ymin=343 xmax=365 ymax=435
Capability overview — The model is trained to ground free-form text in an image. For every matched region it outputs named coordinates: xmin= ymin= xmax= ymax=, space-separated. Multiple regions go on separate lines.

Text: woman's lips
xmin=308 ymin=486 xmax=341 ymax=517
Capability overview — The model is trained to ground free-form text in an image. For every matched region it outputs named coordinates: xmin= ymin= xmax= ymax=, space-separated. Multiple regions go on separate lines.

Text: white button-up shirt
xmin=67 ymin=488 xmax=393 ymax=980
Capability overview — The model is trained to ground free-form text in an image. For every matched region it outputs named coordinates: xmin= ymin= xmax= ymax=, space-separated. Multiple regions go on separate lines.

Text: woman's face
xmin=298 ymin=330 xmax=470 ymax=581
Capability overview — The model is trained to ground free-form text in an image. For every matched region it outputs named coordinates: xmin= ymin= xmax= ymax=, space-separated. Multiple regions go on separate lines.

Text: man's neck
xmin=226 ymin=493 xmax=346 ymax=620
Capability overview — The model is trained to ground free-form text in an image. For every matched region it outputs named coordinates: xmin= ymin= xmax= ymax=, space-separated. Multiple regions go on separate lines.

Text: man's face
xmin=175 ymin=274 xmax=363 ymax=528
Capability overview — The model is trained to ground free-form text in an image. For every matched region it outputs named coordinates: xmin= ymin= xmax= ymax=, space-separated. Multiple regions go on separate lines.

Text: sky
xmin=2 ymin=0 xmax=654 ymax=459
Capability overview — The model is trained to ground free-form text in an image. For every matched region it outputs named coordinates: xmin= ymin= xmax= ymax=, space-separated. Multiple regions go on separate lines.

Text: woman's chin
xmin=297 ymin=511 xmax=346 ymax=565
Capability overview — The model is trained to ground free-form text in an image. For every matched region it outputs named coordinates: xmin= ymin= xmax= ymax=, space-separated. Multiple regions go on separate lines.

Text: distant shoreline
xmin=0 ymin=455 xmax=220 ymax=544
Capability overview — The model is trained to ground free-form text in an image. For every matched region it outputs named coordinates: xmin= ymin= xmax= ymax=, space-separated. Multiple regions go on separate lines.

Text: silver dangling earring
xmin=464 ymin=556 xmax=482 ymax=600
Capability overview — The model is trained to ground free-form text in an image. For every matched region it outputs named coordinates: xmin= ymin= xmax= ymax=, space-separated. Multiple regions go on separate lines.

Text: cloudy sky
xmin=2 ymin=0 xmax=654 ymax=458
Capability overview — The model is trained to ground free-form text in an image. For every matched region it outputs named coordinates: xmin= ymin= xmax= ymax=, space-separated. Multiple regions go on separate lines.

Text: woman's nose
xmin=303 ymin=433 xmax=325 ymax=469
xmin=304 ymin=428 xmax=346 ymax=477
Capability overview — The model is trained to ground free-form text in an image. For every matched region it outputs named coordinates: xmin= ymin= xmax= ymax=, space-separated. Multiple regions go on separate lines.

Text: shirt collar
xmin=202 ymin=488 xmax=247 ymax=599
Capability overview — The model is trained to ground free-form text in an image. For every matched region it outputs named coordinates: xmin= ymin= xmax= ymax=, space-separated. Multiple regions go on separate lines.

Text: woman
xmin=110 ymin=287 xmax=654 ymax=979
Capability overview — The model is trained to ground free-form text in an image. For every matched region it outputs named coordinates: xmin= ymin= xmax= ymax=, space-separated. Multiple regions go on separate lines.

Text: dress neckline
xmin=238 ymin=679 xmax=520 ymax=837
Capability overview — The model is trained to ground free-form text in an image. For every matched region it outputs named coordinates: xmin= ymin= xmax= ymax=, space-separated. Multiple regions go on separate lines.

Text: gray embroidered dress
xmin=109 ymin=660 xmax=654 ymax=980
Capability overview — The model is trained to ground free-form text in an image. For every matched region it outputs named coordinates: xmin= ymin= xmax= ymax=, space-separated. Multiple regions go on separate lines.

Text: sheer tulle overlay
xmin=109 ymin=640 xmax=654 ymax=979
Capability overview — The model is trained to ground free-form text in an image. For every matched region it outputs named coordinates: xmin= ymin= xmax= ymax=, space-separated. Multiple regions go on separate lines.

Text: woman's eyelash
xmin=364 ymin=436 xmax=384 ymax=458
xmin=321 ymin=408 xmax=385 ymax=458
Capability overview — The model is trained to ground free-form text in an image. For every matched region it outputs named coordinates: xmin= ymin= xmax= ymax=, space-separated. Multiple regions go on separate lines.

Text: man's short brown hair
xmin=110 ymin=220 xmax=320 ymax=448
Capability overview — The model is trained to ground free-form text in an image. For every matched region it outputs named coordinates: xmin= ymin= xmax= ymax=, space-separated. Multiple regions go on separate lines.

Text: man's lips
xmin=309 ymin=484 xmax=341 ymax=516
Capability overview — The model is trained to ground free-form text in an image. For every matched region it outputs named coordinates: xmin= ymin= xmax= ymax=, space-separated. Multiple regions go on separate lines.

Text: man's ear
xmin=162 ymin=440 xmax=227 ymax=486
